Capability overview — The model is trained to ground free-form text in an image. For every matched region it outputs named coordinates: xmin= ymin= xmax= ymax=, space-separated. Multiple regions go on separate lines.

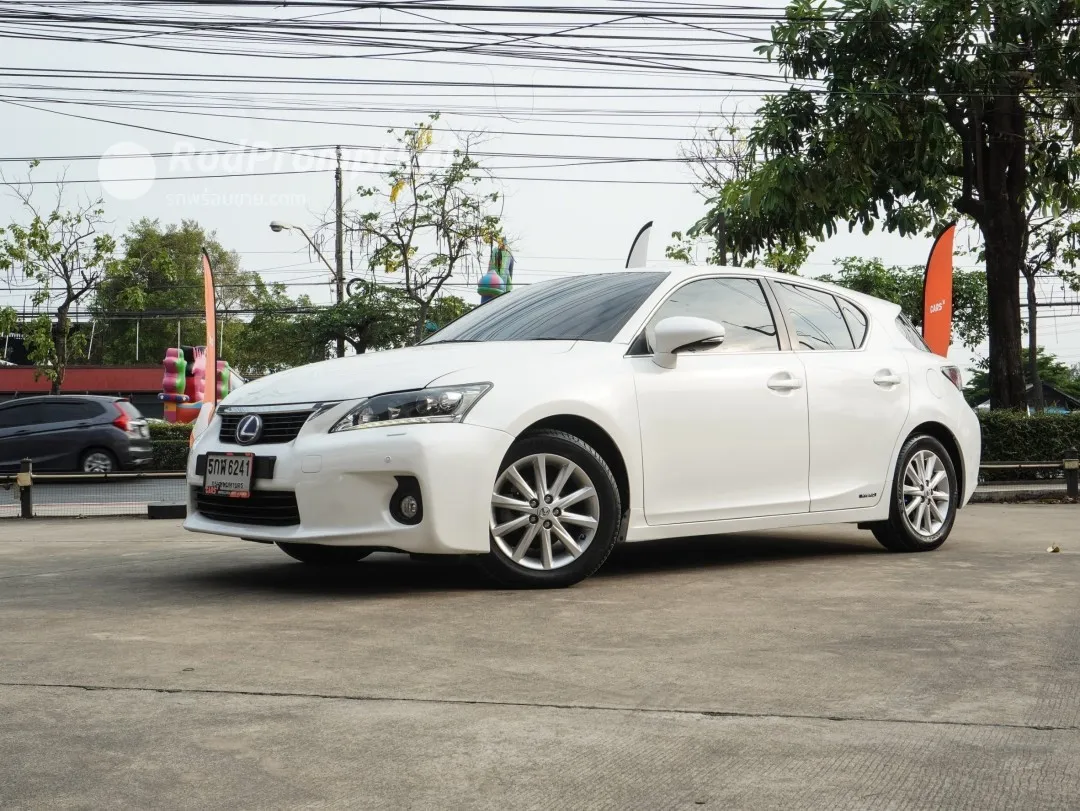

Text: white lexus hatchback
xmin=185 ymin=267 xmax=980 ymax=588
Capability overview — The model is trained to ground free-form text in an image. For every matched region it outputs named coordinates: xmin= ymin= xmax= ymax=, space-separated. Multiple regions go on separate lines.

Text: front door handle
xmin=767 ymin=373 xmax=804 ymax=391
xmin=874 ymin=372 xmax=902 ymax=386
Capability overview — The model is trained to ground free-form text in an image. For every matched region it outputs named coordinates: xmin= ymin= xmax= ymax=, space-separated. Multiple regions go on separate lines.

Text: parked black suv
xmin=0 ymin=395 xmax=152 ymax=473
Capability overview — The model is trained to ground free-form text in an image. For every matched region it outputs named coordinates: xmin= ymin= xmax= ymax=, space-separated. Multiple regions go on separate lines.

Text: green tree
xmin=223 ymin=280 xmax=322 ymax=378
xmin=818 ymin=257 xmax=989 ymax=349
xmin=0 ymin=166 xmax=116 ymax=392
xmin=695 ymin=0 xmax=1080 ymax=409
xmin=92 ymin=219 xmax=254 ymax=365
xmin=343 ymin=114 xmax=504 ymax=342
xmin=965 ymin=347 xmax=1080 ymax=406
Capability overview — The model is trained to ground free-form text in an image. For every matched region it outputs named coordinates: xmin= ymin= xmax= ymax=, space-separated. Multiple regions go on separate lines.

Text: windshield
xmin=425 ymin=272 xmax=669 ymax=344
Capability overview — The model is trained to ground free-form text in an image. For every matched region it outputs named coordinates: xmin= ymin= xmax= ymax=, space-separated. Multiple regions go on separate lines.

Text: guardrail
xmin=1 ymin=460 xmax=186 ymax=519
xmin=3 ymin=450 xmax=1079 ymax=519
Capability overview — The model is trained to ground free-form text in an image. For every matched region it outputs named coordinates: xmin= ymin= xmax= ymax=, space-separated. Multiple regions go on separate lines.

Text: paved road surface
xmin=2 ymin=505 xmax=1078 ymax=809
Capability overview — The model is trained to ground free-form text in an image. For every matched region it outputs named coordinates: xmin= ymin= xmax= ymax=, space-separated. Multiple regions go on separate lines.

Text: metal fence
xmin=1 ymin=469 xmax=186 ymax=518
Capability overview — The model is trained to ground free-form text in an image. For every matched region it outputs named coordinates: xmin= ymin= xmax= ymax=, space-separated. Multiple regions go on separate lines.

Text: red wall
xmin=0 ymin=366 xmax=163 ymax=394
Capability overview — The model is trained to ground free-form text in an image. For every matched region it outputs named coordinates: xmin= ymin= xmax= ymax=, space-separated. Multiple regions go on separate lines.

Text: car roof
xmin=0 ymin=394 xmax=123 ymax=406
xmin=655 ymin=265 xmax=901 ymax=317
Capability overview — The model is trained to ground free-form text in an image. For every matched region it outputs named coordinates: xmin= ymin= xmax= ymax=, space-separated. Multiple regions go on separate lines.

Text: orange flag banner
xmin=922 ymin=222 xmax=956 ymax=357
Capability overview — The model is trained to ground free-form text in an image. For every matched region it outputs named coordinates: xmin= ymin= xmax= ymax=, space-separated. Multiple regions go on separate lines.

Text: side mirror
xmin=652 ymin=317 xmax=725 ymax=368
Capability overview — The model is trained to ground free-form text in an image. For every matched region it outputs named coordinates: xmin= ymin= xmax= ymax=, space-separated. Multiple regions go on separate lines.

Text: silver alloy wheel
xmin=490 ymin=452 xmax=601 ymax=571
xmin=83 ymin=452 xmax=114 ymax=473
xmin=901 ymin=449 xmax=951 ymax=537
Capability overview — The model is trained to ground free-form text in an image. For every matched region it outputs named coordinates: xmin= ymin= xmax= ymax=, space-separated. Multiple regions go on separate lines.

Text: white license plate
xmin=203 ymin=453 xmax=254 ymax=498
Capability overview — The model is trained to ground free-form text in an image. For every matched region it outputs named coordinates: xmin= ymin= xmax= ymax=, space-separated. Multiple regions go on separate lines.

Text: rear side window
xmin=38 ymin=402 xmax=97 ymax=423
xmin=775 ymin=283 xmax=855 ymax=351
xmin=838 ymin=299 xmax=869 ymax=348
xmin=896 ymin=315 xmax=931 ymax=351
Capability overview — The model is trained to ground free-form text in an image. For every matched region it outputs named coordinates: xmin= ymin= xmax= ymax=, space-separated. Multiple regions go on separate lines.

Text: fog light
xmin=389 ymin=476 xmax=423 ymax=525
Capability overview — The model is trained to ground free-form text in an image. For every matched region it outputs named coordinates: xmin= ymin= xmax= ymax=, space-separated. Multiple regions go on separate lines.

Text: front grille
xmin=218 ymin=410 xmax=313 ymax=445
xmin=193 ymin=488 xmax=300 ymax=526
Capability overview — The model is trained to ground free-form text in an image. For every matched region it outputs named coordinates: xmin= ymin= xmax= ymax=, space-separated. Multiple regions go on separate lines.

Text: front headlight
xmin=329 ymin=383 xmax=492 ymax=433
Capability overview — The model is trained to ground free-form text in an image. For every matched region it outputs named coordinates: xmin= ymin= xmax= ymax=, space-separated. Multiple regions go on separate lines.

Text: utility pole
xmin=717 ymin=212 xmax=727 ymax=266
xmin=334 ymin=145 xmax=346 ymax=358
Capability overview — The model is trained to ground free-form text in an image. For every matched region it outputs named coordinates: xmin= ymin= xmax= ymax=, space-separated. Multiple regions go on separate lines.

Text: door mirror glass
xmin=652 ymin=317 xmax=726 ymax=367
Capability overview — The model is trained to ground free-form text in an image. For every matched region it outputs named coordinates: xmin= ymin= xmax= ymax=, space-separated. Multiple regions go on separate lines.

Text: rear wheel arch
xmin=907 ymin=421 xmax=964 ymax=507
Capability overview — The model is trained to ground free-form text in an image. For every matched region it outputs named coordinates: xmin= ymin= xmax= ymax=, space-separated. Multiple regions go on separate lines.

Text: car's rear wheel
xmin=870 ymin=434 xmax=958 ymax=553
xmin=80 ymin=448 xmax=117 ymax=474
xmin=276 ymin=543 xmax=374 ymax=564
xmin=481 ymin=429 xmax=621 ymax=589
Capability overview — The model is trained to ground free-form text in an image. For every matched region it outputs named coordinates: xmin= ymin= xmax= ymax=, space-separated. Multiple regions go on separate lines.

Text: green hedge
xmin=978 ymin=411 xmax=1080 ymax=462
xmin=149 ymin=422 xmax=193 ymax=471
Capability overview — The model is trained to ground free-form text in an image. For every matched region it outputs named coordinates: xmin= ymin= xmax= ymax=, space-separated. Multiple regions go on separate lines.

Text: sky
xmin=2 ymin=0 xmax=1079 ymax=374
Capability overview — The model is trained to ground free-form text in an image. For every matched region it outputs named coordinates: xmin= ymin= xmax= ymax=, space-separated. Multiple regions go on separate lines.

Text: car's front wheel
xmin=276 ymin=543 xmax=374 ymax=565
xmin=870 ymin=434 xmax=958 ymax=553
xmin=481 ymin=429 xmax=622 ymax=589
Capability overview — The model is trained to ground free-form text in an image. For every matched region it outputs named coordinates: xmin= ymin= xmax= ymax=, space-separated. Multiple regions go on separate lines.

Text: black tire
xmin=80 ymin=448 xmax=117 ymax=474
xmin=276 ymin=542 xmax=374 ymax=565
xmin=870 ymin=434 xmax=959 ymax=553
xmin=480 ymin=429 xmax=622 ymax=589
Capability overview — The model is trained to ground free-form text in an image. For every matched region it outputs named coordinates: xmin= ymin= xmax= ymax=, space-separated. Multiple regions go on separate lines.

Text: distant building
xmin=0 ymin=366 xmax=165 ymax=418
xmin=975 ymin=382 xmax=1080 ymax=414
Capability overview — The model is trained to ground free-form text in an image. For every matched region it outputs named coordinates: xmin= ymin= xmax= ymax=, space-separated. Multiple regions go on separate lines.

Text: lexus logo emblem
xmin=235 ymin=414 xmax=263 ymax=445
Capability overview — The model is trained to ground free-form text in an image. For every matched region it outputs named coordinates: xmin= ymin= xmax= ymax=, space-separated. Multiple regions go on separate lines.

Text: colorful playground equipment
xmin=477 ymin=240 xmax=514 ymax=304
xmin=159 ymin=346 xmax=245 ymax=425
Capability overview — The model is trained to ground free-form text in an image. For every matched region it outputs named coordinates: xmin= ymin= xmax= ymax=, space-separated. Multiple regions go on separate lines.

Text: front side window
xmin=425 ymin=272 xmax=669 ymax=344
xmin=775 ymin=283 xmax=856 ymax=351
xmin=0 ymin=405 xmax=39 ymax=429
xmin=643 ymin=277 xmax=780 ymax=353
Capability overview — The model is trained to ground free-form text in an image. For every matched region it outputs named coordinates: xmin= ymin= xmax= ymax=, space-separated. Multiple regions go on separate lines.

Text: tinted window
xmin=0 ymin=405 xmax=37 ymax=429
xmin=38 ymin=402 xmax=98 ymax=423
xmin=425 ymin=272 xmax=669 ymax=344
xmin=839 ymin=299 xmax=868 ymax=348
xmin=645 ymin=277 xmax=780 ymax=353
xmin=896 ymin=315 xmax=931 ymax=351
xmin=776 ymin=283 xmax=855 ymax=351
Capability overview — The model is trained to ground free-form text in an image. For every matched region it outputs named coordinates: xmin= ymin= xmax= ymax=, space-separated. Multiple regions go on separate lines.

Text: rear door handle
xmin=767 ymin=373 xmax=804 ymax=391
xmin=874 ymin=373 xmax=902 ymax=386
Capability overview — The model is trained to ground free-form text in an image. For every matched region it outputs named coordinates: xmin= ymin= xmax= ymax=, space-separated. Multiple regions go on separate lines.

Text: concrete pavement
xmin=1 ymin=505 xmax=1079 ymax=809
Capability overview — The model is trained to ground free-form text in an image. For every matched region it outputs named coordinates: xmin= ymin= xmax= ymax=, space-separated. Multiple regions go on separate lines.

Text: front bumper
xmin=183 ymin=421 xmax=514 ymax=555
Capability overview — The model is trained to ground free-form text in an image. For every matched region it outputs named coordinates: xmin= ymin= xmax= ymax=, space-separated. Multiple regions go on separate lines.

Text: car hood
xmin=221 ymin=341 xmax=577 ymax=407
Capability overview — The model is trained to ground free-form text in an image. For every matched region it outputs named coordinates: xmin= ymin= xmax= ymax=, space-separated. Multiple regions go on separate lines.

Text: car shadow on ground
xmin=164 ymin=530 xmax=883 ymax=598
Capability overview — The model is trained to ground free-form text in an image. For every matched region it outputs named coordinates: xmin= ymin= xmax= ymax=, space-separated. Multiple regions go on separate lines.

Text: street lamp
xmin=268 ymin=220 xmax=335 ymax=277
xmin=269 ymin=219 xmax=346 ymax=357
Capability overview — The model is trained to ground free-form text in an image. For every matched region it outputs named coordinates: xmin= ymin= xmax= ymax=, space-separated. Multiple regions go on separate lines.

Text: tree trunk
xmin=52 ymin=306 xmax=69 ymax=395
xmin=1025 ymin=272 xmax=1042 ymax=412
xmin=412 ymin=302 xmax=430 ymax=345
xmin=982 ymin=223 xmax=1026 ymax=410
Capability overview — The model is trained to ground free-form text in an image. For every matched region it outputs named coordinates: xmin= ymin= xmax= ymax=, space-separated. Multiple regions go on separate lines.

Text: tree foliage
xmin=91 ymin=219 xmax=256 ymax=365
xmin=342 ymin=114 xmax=504 ymax=342
xmin=818 ymin=257 xmax=989 ymax=348
xmin=693 ymin=0 xmax=1080 ymax=409
xmin=964 ymin=347 xmax=1080 ymax=405
xmin=0 ymin=164 xmax=116 ymax=392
